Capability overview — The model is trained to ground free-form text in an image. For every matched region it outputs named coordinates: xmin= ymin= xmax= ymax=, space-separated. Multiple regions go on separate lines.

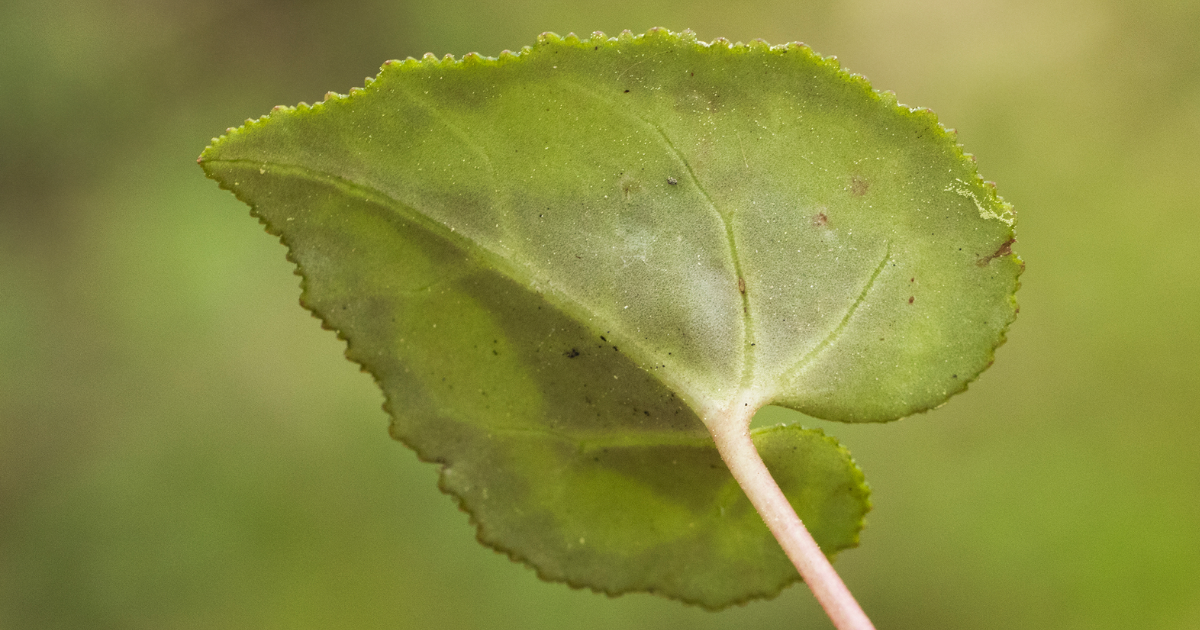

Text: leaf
xmin=199 ymin=28 xmax=1019 ymax=608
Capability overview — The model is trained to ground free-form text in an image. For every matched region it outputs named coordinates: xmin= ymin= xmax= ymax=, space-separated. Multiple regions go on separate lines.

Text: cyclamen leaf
xmin=200 ymin=28 xmax=1019 ymax=607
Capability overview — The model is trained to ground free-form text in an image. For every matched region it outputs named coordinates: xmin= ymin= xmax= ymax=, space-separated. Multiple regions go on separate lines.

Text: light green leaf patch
xmin=200 ymin=28 xmax=1019 ymax=607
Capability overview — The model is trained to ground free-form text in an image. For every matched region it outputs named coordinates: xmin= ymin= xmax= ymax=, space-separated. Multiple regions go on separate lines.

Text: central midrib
xmin=204 ymin=156 xmax=722 ymax=413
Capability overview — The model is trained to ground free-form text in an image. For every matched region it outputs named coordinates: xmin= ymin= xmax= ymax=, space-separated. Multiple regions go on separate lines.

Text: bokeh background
xmin=2 ymin=0 xmax=1198 ymax=628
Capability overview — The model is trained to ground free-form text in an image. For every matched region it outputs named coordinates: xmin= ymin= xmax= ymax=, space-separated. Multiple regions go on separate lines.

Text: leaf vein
xmin=479 ymin=427 xmax=713 ymax=451
xmin=558 ymin=78 xmax=758 ymax=397
xmin=782 ymin=241 xmax=893 ymax=386
xmin=207 ymin=157 xmax=698 ymax=408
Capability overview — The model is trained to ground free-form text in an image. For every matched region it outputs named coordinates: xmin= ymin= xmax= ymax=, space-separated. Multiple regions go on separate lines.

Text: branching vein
xmin=782 ymin=242 xmax=892 ymax=385
xmin=560 ymin=79 xmax=758 ymax=394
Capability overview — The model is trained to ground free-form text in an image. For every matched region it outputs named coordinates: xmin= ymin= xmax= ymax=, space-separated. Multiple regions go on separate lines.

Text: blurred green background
xmin=2 ymin=0 xmax=1198 ymax=628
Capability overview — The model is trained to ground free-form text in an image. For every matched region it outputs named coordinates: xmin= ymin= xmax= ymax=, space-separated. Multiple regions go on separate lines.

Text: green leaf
xmin=199 ymin=28 xmax=1019 ymax=607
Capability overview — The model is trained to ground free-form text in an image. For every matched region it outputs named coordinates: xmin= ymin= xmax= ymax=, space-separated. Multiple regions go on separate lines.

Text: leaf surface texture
xmin=201 ymin=29 xmax=1019 ymax=607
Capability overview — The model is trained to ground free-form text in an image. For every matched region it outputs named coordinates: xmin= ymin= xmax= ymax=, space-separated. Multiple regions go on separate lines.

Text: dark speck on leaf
xmin=565 ymin=348 xmax=581 ymax=358
xmin=624 ymin=89 xmax=630 ymax=93
xmin=667 ymin=176 xmax=678 ymax=185
xmin=908 ymin=296 xmax=914 ymax=304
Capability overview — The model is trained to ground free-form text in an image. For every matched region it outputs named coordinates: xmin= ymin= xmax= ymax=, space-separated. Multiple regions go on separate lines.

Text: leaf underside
xmin=200 ymin=28 xmax=1020 ymax=608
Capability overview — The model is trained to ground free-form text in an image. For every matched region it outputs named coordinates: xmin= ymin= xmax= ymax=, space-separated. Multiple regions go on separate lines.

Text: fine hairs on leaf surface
xmin=200 ymin=27 xmax=1020 ymax=623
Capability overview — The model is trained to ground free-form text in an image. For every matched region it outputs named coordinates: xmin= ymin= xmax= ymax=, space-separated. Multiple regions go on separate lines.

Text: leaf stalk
xmin=708 ymin=407 xmax=875 ymax=630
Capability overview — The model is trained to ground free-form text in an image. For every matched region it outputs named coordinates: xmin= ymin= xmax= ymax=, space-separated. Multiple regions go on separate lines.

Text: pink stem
xmin=709 ymin=415 xmax=875 ymax=630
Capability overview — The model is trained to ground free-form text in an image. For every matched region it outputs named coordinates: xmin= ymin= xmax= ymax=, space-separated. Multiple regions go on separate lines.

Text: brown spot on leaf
xmin=619 ymin=173 xmax=642 ymax=200
xmin=851 ymin=176 xmax=869 ymax=197
xmin=812 ymin=212 xmax=829 ymax=227
xmin=977 ymin=237 xmax=1016 ymax=266
xmin=737 ymin=277 xmax=746 ymax=294
xmin=908 ymin=296 xmax=914 ymax=304
xmin=564 ymin=348 xmax=581 ymax=358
